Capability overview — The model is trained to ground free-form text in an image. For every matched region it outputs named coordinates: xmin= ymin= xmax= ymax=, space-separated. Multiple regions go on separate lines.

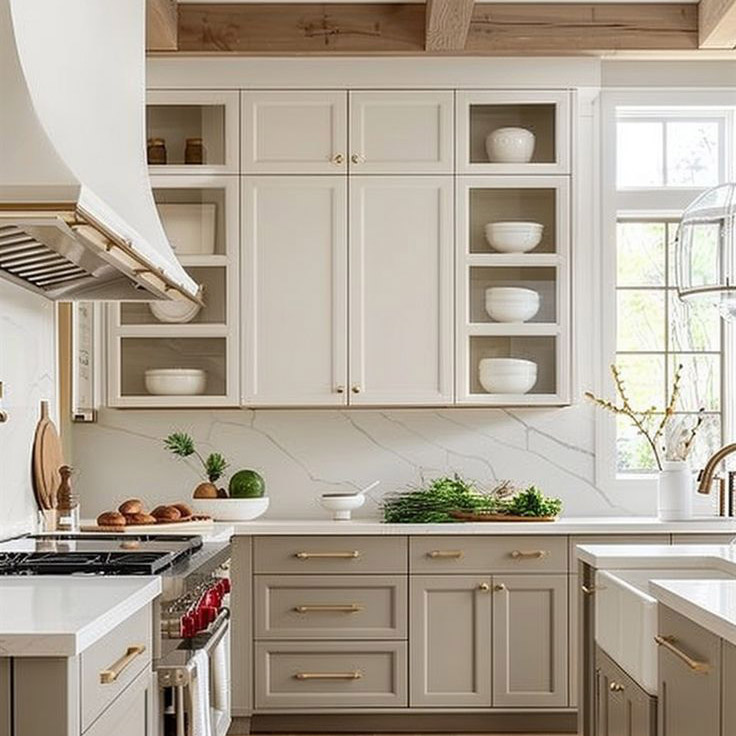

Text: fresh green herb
xmin=495 ymin=486 xmax=562 ymax=518
xmin=164 ymin=432 xmax=229 ymax=482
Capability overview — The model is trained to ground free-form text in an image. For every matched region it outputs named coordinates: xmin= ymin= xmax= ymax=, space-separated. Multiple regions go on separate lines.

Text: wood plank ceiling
xmin=146 ymin=0 xmax=736 ymax=55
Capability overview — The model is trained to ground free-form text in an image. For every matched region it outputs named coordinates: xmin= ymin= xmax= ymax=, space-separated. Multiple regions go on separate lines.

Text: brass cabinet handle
xmin=331 ymin=153 xmax=345 ymax=165
xmin=294 ymin=604 xmax=363 ymax=614
xmin=351 ymin=153 xmax=366 ymax=164
xmin=609 ymin=681 xmax=625 ymax=692
xmin=654 ymin=635 xmax=710 ymax=673
xmin=581 ymin=584 xmax=603 ymax=595
xmin=511 ymin=549 xmax=549 ymax=559
xmin=427 ymin=550 xmax=464 ymax=559
xmin=295 ymin=671 xmax=362 ymax=680
xmin=335 ymin=385 xmax=345 ymax=394
xmin=295 ymin=551 xmax=360 ymax=560
xmin=351 ymin=385 xmax=362 ymax=394
xmin=99 ymin=645 xmax=146 ymax=684
xmin=493 ymin=583 xmax=506 ymax=592
xmin=478 ymin=583 xmax=490 ymax=592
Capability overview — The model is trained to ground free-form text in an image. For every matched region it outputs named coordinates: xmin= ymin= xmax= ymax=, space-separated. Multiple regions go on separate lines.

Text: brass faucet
xmin=697 ymin=443 xmax=736 ymax=494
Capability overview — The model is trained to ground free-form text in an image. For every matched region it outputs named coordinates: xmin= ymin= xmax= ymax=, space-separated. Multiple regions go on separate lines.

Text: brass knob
xmin=351 ymin=385 xmax=361 ymax=394
xmin=331 ymin=153 xmax=344 ymax=165
xmin=351 ymin=153 xmax=365 ymax=164
xmin=478 ymin=583 xmax=490 ymax=592
xmin=609 ymin=682 xmax=625 ymax=693
xmin=493 ymin=583 xmax=506 ymax=592
xmin=335 ymin=385 xmax=345 ymax=394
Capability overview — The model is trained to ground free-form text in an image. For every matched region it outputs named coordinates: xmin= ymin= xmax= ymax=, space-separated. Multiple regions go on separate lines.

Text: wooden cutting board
xmin=80 ymin=518 xmax=215 ymax=534
xmin=32 ymin=401 xmax=64 ymax=511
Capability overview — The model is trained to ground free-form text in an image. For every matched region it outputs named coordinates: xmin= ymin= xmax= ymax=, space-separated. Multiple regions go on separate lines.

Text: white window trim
xmin=596 ymin=88 xmax=736 ymax=496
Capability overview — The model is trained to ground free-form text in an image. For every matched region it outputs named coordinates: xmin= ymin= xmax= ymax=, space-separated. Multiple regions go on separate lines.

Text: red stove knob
xmin=221 ymin=578 xmax=231 ymax=594
xmin=201 ymin=605 xmax=217 ymax=625
xmin=204 ymin=589 xmax=220 ymax=609
xmin=181 ymin=613 xmax=196 ymax=638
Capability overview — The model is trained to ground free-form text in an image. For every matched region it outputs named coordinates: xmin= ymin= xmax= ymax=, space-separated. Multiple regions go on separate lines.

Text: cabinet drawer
xmin=255 ymin=575 xmax=407 ymax=640
xmin=80 ymin=604 xmax=152 ymax=732
xmin=255 ymin=641 xmax=407 ymax=708
xmin=410 ymin=536 xmax=567 ymax=573
xmin=254 ymin=536 xmax=407 ymax=574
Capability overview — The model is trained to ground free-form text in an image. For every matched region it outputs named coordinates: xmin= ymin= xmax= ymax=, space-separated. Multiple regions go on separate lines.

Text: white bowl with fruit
xmin=192 ymin=469 xmax=270 ymax=521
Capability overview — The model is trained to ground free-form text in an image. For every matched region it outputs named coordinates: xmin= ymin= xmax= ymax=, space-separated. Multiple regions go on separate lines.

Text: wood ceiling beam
xmin=147 ymin=0 xmax=179 ymax=51
xmin=169 ymin=3 xmax=698 ymax=55
xmin=699 ymin=0 xmax=736 ymax=48
xmin=425 ymin=0 xmax=476 ymax=52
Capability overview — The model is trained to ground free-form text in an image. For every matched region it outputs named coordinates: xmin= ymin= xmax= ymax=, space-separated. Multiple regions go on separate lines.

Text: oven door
xmin=157 ymin=610 xmax=231 ymax=736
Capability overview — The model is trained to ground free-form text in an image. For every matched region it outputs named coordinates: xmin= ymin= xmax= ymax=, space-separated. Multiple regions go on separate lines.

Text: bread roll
xmin=97 ymin=511 xmax=126 ymax=527
xmin=172 ymin=502 xmax=193 ymax=518
xmin=151 ymin=505 xmax=181 ymax=522
xmin=124 ymin=512 xmax=156 ymax=526
xmin=118 ymin=498 xmax=143 ymax=515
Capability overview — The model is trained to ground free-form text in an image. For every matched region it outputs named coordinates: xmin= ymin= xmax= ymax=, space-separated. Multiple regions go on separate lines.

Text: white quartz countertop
xmin=0 ymin=576 xmax=161 ymax=657
xmin=231 ymin=516 xmax=736 ymax=536
xmin=576 ymin=543 xmax=736 ymax=570
xmin=651 ymin=579 xmax=736 ymax=647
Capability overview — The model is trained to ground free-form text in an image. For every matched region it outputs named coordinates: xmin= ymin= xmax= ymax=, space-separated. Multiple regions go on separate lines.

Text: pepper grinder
xmin=56 ymin=465 xmax=80 ymax=532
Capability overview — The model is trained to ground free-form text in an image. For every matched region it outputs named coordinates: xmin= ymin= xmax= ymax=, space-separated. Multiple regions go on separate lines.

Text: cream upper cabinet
xmin=242 ymin=91 xmax=348 ymax=174
xmin=349 ymin=176 xmax=454 ymax=405
xmin=348 ymin=91 xmax=454 ymax=174
xmin=242 ymin=176 xmax=348 ymax=405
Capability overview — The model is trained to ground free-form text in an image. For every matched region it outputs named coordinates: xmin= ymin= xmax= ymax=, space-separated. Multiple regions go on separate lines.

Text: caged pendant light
xmin=675 ymin=183 xmax=736 ymax=320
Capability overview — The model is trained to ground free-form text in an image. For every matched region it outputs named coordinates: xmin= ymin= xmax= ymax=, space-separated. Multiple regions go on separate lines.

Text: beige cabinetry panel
xmin=242 ymin=91 xmax=348 ymax=174
xmin=242 ymin=176 xmax=348 ymax=405
xmin=410 ymin=535 xmax=567 ymax=574
xmin=657 ymin=605 xmax=721 ymax=736
xmin=492 ymin=574 xmax=567 ymax=707
xmin=410 ymin=575 xmax=492 ymax=707
xmin=84 ymin=668 xmax=153 ymax=736
xmin=349 ymin=177 xmax=454 ymax=404
xmin=723 ymin=641 xmax=736 ymax=735
xmin=255 ymin=640 xmax=407 ymax=709
xmin=671 ymin=534 xmax=736 ymax=545
xmin=231 ymin=536 xmax=253 ymax=717
xmin=254 ymin=575 xmax=407 ymax=639
xmin=254 ymin=536 xmax=407 ymax=574
xmin=0 ymin=659 xmax=9 ymax=736
xmin=349 ymin=91 xmax=453 ymax=174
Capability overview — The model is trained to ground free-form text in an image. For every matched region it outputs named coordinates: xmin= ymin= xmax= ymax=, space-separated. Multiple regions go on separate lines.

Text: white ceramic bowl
xmin=478 ymin=358 xmax=537 ymax=394
xmin=485 ymin=287 xmax=540 ymax=323
xmin=484 ymin=221 xmax=544 ymax=253
xmin=192 ymin=496 xmax=269 ymax=521
xmin=144 ymin=368 xmax=207 ymax=396
xmin=319 ymin=493 xmax=366 ymax=521
xmin=149 ymin=299 xmax=201 ymax=324
xmin=485 ymin=127 xmax=536 ymax=163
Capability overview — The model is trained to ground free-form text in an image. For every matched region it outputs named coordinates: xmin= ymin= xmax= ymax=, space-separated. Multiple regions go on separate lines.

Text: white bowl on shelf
xmin=192 ymin=497 xmax=269 ymax=521
xmin=485 ymin=287 xmax=540 ymax=323
xmin=485 ymin=127 xmax=536 ymax=163
xmin=320 ymin=493 xmax=366 ymax=521
xmin=484 ymin=222 xmax=544 ymax=253
xmin=144 ymin=368 xmax=207 ymax=396
xmin=149 ymin=299 xmax=201 ymax=324
xmin=478 ymin=358 xmax=537 ymax=394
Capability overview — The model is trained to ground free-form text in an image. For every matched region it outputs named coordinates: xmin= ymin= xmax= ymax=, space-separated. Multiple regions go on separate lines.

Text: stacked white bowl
xmin=484 ymin=222 xmax=543 ymax=253
xmin=144 ymin=368 xmax=207 ymax=396
xmin=485 ymin=287 xmax=540 ymax=323
xmin=478 ymin=358 xmax=537 ymax=394
xmin=485 ymin=127 xmax=535 ymax=163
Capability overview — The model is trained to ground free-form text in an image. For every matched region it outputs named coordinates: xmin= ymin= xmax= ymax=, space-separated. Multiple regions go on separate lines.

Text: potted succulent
xmin=164 ymin=431 xmax=269 ymax=521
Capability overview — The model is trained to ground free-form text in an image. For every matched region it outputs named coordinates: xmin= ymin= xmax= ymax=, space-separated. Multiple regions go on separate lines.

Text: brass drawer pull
xmin=581 ymin=584 xmax=604 ymax=595
xmin=609 ymin=681 xmax=625 ymax=692
xmin=295 ymin=670 xmax=363 ymax=681
xmin=510 ymin=550 xmax=549 ymax=559
xmin=295 ymin=551 xmax=360 ymax=560
xmin=294 ymin=604 xmax=363 ymax=614
xmin=99 ymin=645 xmax=146 ymax=684
xmin=427 ymin=550 xmax=464 ymax=559
xmin=478 ymin=582 xmax=490 ymax=592
xmin=654 ymin=635 xmax=710 ymax=673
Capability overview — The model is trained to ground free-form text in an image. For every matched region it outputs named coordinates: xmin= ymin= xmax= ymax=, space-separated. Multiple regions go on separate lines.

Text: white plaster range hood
xmin=0 ymin=0 xmax=200 ymax=303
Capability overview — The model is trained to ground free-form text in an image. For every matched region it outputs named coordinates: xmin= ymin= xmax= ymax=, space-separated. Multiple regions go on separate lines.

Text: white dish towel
xmin=189 ymin=650 xmax=212 ymax=736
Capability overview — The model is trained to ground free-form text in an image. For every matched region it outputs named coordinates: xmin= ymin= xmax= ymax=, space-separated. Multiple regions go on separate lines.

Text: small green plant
xmin=495 ymin=486 xmax=562 ymax=518
xmin=164 ymin=431 xmax=229 ymax=483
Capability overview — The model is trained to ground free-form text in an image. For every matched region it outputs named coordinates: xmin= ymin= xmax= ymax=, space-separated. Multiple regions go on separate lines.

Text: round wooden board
xmin=32 ymin=401 xmax=64 ymax=510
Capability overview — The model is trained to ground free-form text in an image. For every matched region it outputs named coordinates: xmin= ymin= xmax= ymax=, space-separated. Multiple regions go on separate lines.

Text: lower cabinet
xmin=723 ymin=641 xmax=736 ymax=734
xmin=84 ymin=668 xmax=153 ymax=736
xmin=595 ymin=647 xmax=656 ymax=736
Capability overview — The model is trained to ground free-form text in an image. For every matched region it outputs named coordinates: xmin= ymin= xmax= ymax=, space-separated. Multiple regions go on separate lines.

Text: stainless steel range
xmin=0 ymin=532 xmax=232 ymax=736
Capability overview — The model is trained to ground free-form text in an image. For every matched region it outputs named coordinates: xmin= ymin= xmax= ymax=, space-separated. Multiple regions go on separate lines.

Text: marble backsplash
xmin=0 ymin=279 xmax=56 ymax=538
xmin=72 ymin=403 xmax=655 ymax=520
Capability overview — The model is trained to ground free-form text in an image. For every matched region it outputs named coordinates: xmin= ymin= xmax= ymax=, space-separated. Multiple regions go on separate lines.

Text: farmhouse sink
xmin=595 ymin=567 xmax=735 ymax=694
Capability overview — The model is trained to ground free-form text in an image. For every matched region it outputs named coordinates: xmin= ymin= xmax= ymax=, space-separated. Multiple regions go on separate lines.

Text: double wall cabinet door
xmin=242 ymin=175 xmax=453 ymax=406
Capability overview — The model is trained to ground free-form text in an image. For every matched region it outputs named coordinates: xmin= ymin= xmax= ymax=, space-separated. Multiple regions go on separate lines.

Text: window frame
xmin=598 ymin=89 xmax=736 ymax=495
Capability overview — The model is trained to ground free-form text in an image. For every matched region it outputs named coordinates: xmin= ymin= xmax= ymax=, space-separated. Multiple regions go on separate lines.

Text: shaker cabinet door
xmin=84 ymin=669 xmax=153 ymax=736
xmin=349 ymin=91 xmax=453 ymax=174
xmin=242 ymin=177 xmax=348 ymax=405
xmin=492 ymin=574 xmax=568 ymax=707
xmin=348 ymin=176 xmax=453 ymax=405
xmin=242 ymin=91 xmax=347 ymax=174
xmin=410 ymin=575 xmax=492 ymax=707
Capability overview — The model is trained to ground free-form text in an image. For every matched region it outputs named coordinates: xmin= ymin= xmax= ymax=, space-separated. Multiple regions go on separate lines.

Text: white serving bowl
xmin=192 ymin=496 xmax=269 ymax=521
xmin=485 ymin=127 xmax=536 ymax=163
xmin=320 ymin=493 xmax=366 ymax=521
xmin=484 ymin=221 xmax=544 ymax=253
xmin=149 ymin=299 xmax=201 ymax=324
xmin=478 ymin=358 xmax=537 ymax=394
xmin=485 ymin=287 xmax=540 ymax=323
xmin=144 ymin=368 xmax=207 ymax=396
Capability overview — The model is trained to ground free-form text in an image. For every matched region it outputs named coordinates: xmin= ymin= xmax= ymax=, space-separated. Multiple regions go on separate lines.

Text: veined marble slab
xmin=0 ymin=576 xmax=160 ymax=657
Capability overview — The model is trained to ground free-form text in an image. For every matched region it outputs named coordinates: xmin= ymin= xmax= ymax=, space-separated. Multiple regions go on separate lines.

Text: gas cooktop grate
xmin=0 ymin=550 xmax=176 ymax=575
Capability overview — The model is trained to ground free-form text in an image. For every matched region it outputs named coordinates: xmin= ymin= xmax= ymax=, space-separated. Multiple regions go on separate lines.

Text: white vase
xmin=657 ymin=460 xmax=693 ymax=521
xmin=485 ymin=127 xmax=536 ymax=163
